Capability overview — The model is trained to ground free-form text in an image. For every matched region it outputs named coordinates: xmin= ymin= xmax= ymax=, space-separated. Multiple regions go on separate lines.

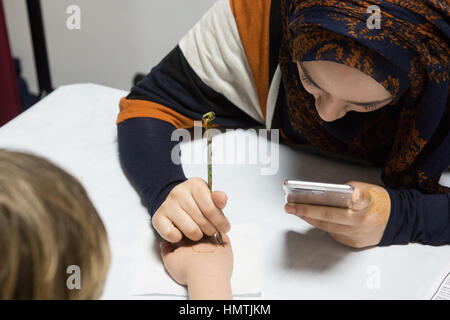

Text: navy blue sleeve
xmin=379 ymin=187 xmax=450 ymax=246
xmin=118 ymin=117 xmax=187 ymax=217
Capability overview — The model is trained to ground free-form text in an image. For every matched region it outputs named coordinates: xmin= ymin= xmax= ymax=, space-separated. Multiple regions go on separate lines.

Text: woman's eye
xmin=363 ymin=104 xmax=379 ymax=111
xmin=300 ymin=75 xmax=312 ymax=85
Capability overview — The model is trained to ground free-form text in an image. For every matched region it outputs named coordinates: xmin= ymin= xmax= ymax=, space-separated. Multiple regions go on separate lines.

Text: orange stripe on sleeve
xmin=116 ymin=98 xmax=197 ymax=129
xmin=229 ymin=0 xmax=271 ymax=120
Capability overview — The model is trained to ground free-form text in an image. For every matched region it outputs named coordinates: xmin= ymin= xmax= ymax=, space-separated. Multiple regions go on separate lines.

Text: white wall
xmin=4 ymin=0 xmax=215 ymax=94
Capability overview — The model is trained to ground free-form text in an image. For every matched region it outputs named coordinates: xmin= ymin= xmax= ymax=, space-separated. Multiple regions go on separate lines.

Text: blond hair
xmin=0 ymin=150 xmax=110 ymax=299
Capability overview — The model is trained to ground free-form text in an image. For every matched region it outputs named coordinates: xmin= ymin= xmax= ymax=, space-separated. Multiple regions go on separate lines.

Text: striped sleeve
xmin=117 ymin=0 xmax=282 ymax=129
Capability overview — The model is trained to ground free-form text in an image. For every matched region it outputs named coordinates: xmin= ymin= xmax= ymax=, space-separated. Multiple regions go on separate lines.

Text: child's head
xmin=0 ymin=150 xmax=110 ymax=299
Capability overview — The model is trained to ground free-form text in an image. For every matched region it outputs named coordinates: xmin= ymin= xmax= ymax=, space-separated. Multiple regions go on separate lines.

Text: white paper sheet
xmin=427 ymin=262 xmax=450 ymax=300
xmin=132 ymin=224 xmax=261 ymax=298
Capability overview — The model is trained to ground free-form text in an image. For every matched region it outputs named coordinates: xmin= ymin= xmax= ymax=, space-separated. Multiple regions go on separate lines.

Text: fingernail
xmin=285 ymin=205 xmax=296 ymax=214
xmin=354 ymin=189 xmax=362 ymax=201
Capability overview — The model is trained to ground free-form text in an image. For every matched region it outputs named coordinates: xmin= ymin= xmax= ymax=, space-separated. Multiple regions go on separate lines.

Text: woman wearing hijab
xmin=117 ymin=0 xmax=450 ymax=248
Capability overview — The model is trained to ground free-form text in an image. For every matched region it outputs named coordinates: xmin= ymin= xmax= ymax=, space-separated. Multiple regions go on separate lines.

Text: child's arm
xmin=187 ymin=270 xmax=232 ymax=300
xmin=160 ymin=234 xmax=233 ymax=300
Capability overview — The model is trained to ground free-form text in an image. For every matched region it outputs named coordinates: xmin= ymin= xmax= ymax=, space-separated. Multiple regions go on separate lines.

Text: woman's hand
xmin=285 ymin=181 xmax=391 ymax=248
xmin=160 ymin=234 xmax=233 ymax=299
xmin=152 ymin=177 xmax=231 ymax=243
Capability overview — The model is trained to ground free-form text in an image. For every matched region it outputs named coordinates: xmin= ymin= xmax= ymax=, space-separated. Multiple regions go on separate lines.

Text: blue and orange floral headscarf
xmin=279 ymin=0 xmax=450 ymax=193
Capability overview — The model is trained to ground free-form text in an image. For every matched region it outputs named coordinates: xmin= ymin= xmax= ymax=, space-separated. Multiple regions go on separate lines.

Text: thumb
xmin=211 ymin=191 xmax=228 ymax=210
xmin=350 ymin=186 xmax=371 ymax=211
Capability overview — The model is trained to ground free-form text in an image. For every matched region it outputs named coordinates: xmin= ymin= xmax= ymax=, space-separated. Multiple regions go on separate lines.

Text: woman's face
xmin=297 ymin=61 xmax=393 ymax=122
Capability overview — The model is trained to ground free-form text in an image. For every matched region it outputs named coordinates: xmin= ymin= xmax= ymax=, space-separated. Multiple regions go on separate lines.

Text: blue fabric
xmin=118 ymin=117 xmax=187 ymax=216
xmin=380 ymin=187 xmax=450 ymax=246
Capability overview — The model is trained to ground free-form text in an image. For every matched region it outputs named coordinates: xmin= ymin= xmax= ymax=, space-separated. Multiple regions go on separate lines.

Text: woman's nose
xmin=315 ymin=95 xmax=347 ymax=122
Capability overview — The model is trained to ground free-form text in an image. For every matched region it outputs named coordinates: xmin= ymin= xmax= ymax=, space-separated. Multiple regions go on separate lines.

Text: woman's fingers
xmin=180 ymin=196 xmax=217 ymax=237
xmin=348 ymin=183 xmax=372 ymax=211
xmin=219 ymin=232 xmax=232 ymax=248
xmin=300 ymin=216 xmax=353 ymax=236
xmin=285 ymin=203 xmax=357 ymax=226
xmin=192 ymin=186 xmax=231 ymax=233
xmin=152 ymin=214 xmax=183 ymax=243
xmin=168 ymin=208 xmax=204 ymax=241
xmin=211 ymin=191 xmax=228 ymax=210
xmin=153 ymin=179 xmax=231 ymax=243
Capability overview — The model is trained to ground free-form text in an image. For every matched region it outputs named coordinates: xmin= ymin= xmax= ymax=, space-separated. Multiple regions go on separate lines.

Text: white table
xmin=1 ymin=83 xmax=448 ymax=300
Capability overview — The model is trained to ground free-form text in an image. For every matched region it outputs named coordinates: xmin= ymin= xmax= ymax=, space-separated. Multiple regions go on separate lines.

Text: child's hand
xmin=160 ymin=234 xmax=233 ymax=300
xmin=152 ymin=177 xmax=230 ymax=243
xmin=160 ymin=233 xmax=233 ymax=285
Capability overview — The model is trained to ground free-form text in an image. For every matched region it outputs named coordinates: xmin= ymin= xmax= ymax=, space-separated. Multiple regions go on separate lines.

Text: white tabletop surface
xmin=0 ymin=83 xmax=448 ymax=300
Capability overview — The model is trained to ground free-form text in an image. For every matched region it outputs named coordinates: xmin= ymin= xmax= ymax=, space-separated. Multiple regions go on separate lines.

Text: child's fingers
xmin=152 ymin=214 xmax=183 ymax=243
xmin=181 ymin=196 xmax=217 ymax=237
xmin=169 ymin=209 xmax=204 ymax=241
xmin=192 ymin=188 xmax=230 ymax=233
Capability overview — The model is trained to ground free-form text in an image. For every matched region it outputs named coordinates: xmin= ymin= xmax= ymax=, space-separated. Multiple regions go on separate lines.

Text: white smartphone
xmin=283 ymin=179 xmax=354 ymax=208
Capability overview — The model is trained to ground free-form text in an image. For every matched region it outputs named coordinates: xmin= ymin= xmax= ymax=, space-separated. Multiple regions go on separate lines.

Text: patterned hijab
xmin=279 ymin=0 xmax=450 ymax=193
